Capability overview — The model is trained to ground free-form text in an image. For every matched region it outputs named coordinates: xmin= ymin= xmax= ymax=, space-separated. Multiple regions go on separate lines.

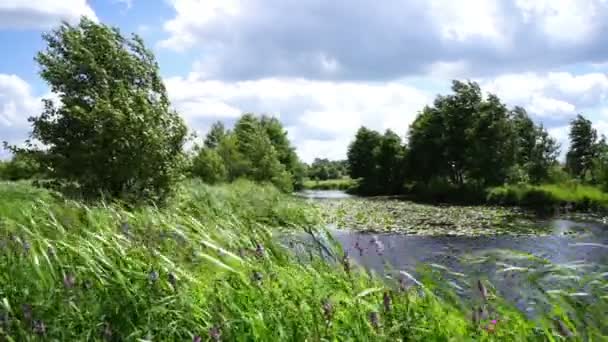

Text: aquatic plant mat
xmin=317 ymin=197 xmax=548 ymax=235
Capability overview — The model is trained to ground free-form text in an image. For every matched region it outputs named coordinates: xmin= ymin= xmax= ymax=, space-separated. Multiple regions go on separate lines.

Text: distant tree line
xmin=306 ymin=159 xmax=348 ymax=181
xmin=346 ymin=80 xmax=608 ymax=196
xmin=190 ymin=114 xmax=304 ymax=192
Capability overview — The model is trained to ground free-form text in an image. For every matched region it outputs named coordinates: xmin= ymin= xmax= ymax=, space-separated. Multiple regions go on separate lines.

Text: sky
xmin=2 ymin=0 xmax=608 ymax=162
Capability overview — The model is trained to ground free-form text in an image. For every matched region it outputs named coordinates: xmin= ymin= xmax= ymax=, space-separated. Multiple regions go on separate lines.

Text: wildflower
xmin=255 ymin=243 xmax=265 ymax=258
xmin=477 ymin=279 xmax=488 ymax=301
xmin=22 ymin=304 xmax=32 ymax=322
xmin=484 ymin=319 xmax=498 ymax=333
xmin=149 ymin=270 xmax=159 ymax=283
xmin=168 ymin=272 xmax=177 ymax=288
xmin=322 ymin=298 xmax=333 ymax=321
xmin=33 ymin=320 xmax=46 ymax=336
xmin=193 ymin=336 xmax=202 ymax=342
xmin=63 ymin=273 xmax=76 ymax=289
xmin=555 ymin=319 xmax=574 ymax=337
xmin=383 ymin=291 xmax=392 ymax=313
xmin=22 ymin=240 xmax=31 ymax=254
xmin=209 ymin=325 xmax=221 ymax=342
xmin=369 ymin=311 xmax=380 ymax=329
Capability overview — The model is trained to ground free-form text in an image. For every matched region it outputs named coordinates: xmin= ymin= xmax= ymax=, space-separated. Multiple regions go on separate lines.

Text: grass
xmin=487 ymin=183 xmax=608 ymax=211
xmin=302 ymin=178 xmax=357 ymax=191
xmin=0 ymin=180 xmax=606 ymax=340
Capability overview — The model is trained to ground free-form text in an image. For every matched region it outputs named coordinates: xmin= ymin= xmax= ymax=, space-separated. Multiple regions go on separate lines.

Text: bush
xmin=190 ymin=148 xmax=227 ymax=184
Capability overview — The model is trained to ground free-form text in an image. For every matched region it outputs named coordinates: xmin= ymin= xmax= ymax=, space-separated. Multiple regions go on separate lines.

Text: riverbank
xmin=302 ymin=178 xmax=357 ymax=190
xmin=0 ymin=181 xmax=605 ymax=340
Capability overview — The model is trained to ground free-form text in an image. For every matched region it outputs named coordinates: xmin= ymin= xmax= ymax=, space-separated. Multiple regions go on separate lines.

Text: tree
xmin=260 ymin=115 xmax=304 ymax=189
xmin=566 ymin=114 xmax=598 ymax=179
xmin=12 ymin=18 xmax=187 ymax=202
xmin=191 ymin=148 xmax=227 ymax=184
xmin=233 ymin=114 xmax=293 ymax=192
xmin=407 ymin=81 xmax=516 ymax=187
xmin=347 ymin=127 xmax=382 ymax=194
xmin=204 ymin=122 xmax=228 ymax=149
xmin=0 ymin=153 xmax=41 ymax=181
xmin=376 ymin=130 xmax=406 ymax=194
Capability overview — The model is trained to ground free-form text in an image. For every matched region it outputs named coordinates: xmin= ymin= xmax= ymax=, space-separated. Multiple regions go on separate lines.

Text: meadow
xmin=1 ymin=180 xmax=606 ymax=340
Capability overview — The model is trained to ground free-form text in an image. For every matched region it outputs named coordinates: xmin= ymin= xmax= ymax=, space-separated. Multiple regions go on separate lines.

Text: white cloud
xmin=165 ymin=75 xmax=432 ymax=162
xmin=483 ymin=72 xmax=608 ymax=121
xmin=159 ymin=0 xmax=608 ymax=81
xmin=0 ymin=74 xmax=42 ymax=158
xmin=0 ymin=1 xmax=97 ymax=29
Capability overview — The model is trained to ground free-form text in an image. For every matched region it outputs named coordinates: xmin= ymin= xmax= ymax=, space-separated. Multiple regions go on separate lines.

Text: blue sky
xmin=2 ymin=0 xmax=608 ymax=162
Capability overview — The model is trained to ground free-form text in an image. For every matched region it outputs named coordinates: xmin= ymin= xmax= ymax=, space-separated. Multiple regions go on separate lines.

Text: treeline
xmin=347 ymin=80 xmax=608 ymax=198
xmin=190 ymin=114 xmax=304 ymax=192
xmin=306 ymin=158 xmax=348 ymax=180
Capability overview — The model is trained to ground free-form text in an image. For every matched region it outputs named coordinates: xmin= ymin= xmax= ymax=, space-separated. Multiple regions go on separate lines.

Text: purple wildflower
xmin=322 ymin=298 xmax=333 ymax=321
xmin=22 ymin=240 xmax=31 ymax=254
xmin=369 ymin=311 xmax=380 ymax=329
xmin=209 ymin=325 xmax=221 ymax=341
xmin=255 ymin=243 xmax=265 ymax=258
xmin=149 ymin=270 xmax=159 ymax=283
xmin=22 ymin=304 xmax=32 ymax=322
xmin=33 ymin=320 xmax=46 ymax=336
xmin=63 ymin=273 xmax=76 ymax=289
xmin=383 ymin=291 xmax=392 ymax=313
xmin=193 ymin=336 xmax=202 ymax=342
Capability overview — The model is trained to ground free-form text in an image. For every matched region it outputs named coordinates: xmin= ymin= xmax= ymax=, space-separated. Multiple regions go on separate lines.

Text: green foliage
xmin=0 ymin=153 xmax=41 ymax=181
xmin=347 ymin=128 xmax=406 ymax=195
xmin=303 ymin=178 xmax=356 ymax=190
xmin=192 ymin=114 xmax=302 ymax=192
xmin=308 ymin=159 xmax=348 ymax=180
xmin=566 ymin=114 xmax=598 ymax=179
xmin=190 ymin=148 xmax=227 ymax=184
xmin=10 ymin=18 xmax=187 ymax=203
xmin=347 ymin=80 xmax=560 ymax=199
xmin=487 ymin=183 xmax=608 ymax=210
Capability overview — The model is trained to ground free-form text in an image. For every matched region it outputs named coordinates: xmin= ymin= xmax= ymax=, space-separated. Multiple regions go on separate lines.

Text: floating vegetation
xmin=317 ymin=197 xmax=546 ymax=235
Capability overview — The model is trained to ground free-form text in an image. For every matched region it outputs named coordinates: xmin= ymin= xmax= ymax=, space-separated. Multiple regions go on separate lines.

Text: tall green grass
xmin=487 ymin=183 xmax=608 ymax=210
xmin=0 ymin=180 xmax=605 ymax=340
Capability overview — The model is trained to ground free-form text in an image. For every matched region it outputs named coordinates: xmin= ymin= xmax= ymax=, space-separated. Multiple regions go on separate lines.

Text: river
xmin=296 ymin=190 xmax=608 ymax=315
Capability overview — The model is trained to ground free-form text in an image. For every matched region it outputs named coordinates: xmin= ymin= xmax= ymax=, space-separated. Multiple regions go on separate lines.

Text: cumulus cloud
xmin=482 ymin=72 xmax=608 ymax=127
xmin=159 ymin=0 xmax=608 ymax=81
xmin=0 ymin=74 xmax=42 ymax=158
xmin=165 ymin=74 xmax=432 ymax=162
xmin=0 ymin=0 xmax=97 ymax=29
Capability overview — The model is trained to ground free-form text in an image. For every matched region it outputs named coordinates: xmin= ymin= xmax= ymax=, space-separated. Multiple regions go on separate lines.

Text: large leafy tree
xmin=566 ymin=114 xmax=598 ymax=179
xmin=13 ymin=18 xmax=187 ymax=201
xmin=347 ymin=127 xmax=382 ymax=193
